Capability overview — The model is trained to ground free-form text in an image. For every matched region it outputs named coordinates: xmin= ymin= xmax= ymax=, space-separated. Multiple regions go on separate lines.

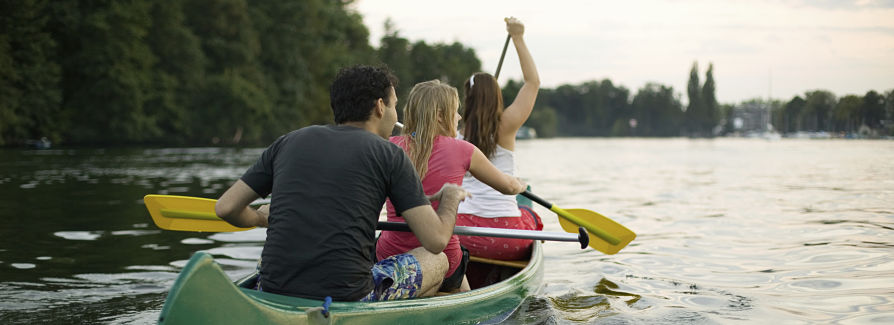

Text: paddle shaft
xmin=494 ymin=34 xmax=511 ymax=79
xmin=520 ymin=191 xmax=621 ymax=245
xmin=378 ymin=221 xmax=588 ymax=249
xmin=149 ymin=195 xmax=587 ymax=248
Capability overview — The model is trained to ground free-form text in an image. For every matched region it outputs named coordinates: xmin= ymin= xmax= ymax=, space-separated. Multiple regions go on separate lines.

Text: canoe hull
xmin=158 ymin=241 xmax=543 ymax=324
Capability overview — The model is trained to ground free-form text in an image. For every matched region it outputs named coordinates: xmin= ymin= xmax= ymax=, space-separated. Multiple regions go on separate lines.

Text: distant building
xmin=730 ymin=102 xmax=771 ymax=134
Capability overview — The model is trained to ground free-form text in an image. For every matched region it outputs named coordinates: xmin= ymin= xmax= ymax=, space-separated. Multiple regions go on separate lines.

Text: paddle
xmin=143 ymin=194 xmax=589 ymax=249
xmin=494 ymin=34 xmax=511 ymax=79
xmin=520 ymin=191 xmax=635 ymax=255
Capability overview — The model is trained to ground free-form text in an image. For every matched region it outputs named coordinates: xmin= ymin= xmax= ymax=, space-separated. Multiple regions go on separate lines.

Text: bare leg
xmin=407 ymin=247 xmax=447 ymax=297
xmin=459 ymin=275 xmax=470 ymax=292
xmin=439 ymin=275 xmax=471 ymax=295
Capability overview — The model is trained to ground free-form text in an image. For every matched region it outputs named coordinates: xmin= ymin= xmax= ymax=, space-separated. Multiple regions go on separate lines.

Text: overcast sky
xmin=352 ymin=0 xmax=894 ymax=104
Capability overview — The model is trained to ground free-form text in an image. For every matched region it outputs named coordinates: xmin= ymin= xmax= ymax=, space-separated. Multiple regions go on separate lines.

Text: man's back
xmin=240 ymin=125 xmax=427 ymax=300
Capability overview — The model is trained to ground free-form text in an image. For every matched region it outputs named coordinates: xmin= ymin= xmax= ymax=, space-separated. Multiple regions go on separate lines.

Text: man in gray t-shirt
xmin=215 ymin=65 xmax=469 ymax=301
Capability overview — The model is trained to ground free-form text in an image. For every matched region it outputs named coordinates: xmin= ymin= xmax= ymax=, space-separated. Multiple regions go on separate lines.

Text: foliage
xmin=2 ymin=4 xmax=891 ymax=146
xmin=0 ymin=0 xmax=61 ymax=145
xmin=1 ymin=0 xmax=374 ymax=146
xmin=376 ymin=25 xmax=481 ymax=118
xmin=683 ymin=62 xmax=719 ymax=137
xmin=771 ymin=89 xmax=891 ymax=136
xmin=630 ymin=83 xmax=684 ymax=137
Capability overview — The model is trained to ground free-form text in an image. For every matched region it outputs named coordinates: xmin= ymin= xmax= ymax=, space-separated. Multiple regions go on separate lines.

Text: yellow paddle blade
xmin=556 ymin=208 xmax=635 ymax=255
xmin=143 ymin=194 xmax=255 ymax=232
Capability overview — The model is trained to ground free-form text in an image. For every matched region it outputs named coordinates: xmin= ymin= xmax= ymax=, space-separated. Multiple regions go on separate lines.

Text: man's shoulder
xmin=305 ymin=125 xmax=400 ymax=153
xmin=290 ymin=124 xmax=329 ymax=136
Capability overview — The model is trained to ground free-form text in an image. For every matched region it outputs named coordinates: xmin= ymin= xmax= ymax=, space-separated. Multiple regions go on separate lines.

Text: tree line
xmin=501 ymin=61 xmax=722 ymax=138
xmin=769 ymin=90 xmax=892 ymax=136
xmin=3 ymin=1 xmax=891 ymax=147
xmin=1 ymin=0 xmax=479 ymax=146
xmin=506 ymin=61 xmax=893 ymax=138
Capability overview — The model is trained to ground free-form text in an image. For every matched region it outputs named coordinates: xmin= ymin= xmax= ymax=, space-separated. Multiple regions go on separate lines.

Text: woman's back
xmin=456 ymin=135 xmax=520 ymax=218
xmin=385 ymin=136 xmax=473 ymax=218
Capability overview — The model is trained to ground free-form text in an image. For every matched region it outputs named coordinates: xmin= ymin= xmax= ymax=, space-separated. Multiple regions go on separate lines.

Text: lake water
xmin=1 ymin=138 xmax=892 ymax=324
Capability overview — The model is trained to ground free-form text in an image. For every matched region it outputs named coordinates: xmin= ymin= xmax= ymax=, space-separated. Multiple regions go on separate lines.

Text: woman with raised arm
xmin=376 ymin=80 xmax=526 ymax=292
xmin=456 ymin=17 xmax=542 ymax=260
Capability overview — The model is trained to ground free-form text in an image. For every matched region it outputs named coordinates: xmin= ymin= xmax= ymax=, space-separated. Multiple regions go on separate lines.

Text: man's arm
xmin=215 ymin=179 xmax=269 ymax=228
xmin=400 ymin=183 xmax=470 ymax=254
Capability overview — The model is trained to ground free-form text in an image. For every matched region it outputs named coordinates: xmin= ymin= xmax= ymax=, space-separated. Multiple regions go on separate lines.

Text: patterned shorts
xmin=360 ymin=253 xmax=423 ymax=302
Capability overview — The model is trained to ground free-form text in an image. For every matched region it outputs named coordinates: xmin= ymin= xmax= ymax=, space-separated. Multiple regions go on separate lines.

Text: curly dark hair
xmin=329 ymin=65 xmax=399 ymax=124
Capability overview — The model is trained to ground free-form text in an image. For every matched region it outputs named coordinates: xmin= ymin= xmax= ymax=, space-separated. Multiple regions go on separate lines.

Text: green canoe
xmin=157 ymin=241 xmax=543 ymax=324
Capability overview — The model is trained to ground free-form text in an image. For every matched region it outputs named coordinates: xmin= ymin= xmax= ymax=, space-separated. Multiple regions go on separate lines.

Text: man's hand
xmin=427 ymin=183 xmax=471 ymax=203
xmin=404 ymin=183 xmax=471 ymax=254
xmin=255 ymin=204 xmax=270 ymax=227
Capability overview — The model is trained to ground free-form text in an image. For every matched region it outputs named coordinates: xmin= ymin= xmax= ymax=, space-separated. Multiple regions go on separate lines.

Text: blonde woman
xmin=376 ymin=80 xmax=526 ymax=292
xmin=457 ymin=17 xmax=542 ymax=260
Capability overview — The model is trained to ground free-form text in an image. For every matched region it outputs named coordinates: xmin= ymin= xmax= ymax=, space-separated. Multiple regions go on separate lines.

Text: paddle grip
xmin=520 ymin=190 xmax=551 ymax=208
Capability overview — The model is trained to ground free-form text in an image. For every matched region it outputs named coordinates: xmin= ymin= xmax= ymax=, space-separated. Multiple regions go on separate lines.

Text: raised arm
xmin=468 ymin=147 xmax=526 ymax=195
xmin=500 ymin=17 xmax=541 ymax=138
xmin=400 ymin=183 xmax=470 ymax=253
xmin=215 ymin=180 xmax=269 ymax=228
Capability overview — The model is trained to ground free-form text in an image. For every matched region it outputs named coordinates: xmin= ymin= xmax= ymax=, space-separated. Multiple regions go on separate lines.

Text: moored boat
xmin=157 ymin=241 xmax=543 ymax=324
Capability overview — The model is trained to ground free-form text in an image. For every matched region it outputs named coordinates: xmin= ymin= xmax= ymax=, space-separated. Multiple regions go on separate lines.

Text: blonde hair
xmin=402 ymin=80 xmax=460 ymax=179
xmin=462 ymin=73 xmax=504 ymax=157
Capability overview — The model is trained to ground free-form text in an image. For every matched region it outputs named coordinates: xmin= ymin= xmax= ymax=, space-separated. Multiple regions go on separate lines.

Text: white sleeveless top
xmin=456 ymin=134 xmax=521 ymax=218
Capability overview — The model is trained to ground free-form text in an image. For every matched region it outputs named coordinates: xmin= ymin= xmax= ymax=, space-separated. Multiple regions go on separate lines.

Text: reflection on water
xmin=1 ymin=139 xmax=892 ymax=324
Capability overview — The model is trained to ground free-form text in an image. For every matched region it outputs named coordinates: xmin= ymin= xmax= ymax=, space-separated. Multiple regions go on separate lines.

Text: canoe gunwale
xmin=159 ymin=242 xmax=543 ymax=324
xmin=235 ymin=241 xmax=543 ymax=315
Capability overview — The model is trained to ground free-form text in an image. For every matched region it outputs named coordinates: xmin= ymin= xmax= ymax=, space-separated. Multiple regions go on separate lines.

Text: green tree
xmin=630 ymin=83 xmax=683 ymax=137
xmin=56 ymin=1 xmax=158 ymax=143
xmin=378 ymin=21 xmax=479 ymax=121
xmin=183 ymin=0 xmax=269 ymax=144
xmin=768 ymin=98 xmax=785 ymax=133
xmin=0 ymin=29 xmax=15 ymax=145
xmin=527 ymin=106 xmax=558 ymax=138
xmin=438 ymin=42 xmax=481 ymax=87
xmin=536 ymin=79 xmax=630 ymax=136
xmin=782 ymin=96 xmax=805 ymax=133
xmin=833 ymin=95 xmax=862 ymax=133
xmin=702 ymin=63 xmax=719 ymax=135
xmin=248 ymin=0 xmax=317 ymax=138
xmin=885 ymin=90 xmax=894 ymax=136
xmin=886 ymin=90 xmax=894 ymax=121
xmin=192 ymin=71 xmax=271 ymax=144
xmin=499 ymin=79 xmax=556 ymax=137
xmin=802 ymin=90 xmax=836 ymax=131
xmin=377 ymin=20 xmax=413 ymax=105
xmin=288 ymin=0 xmax=375 ymax=126
xmin=145 ymin=0 xmax=206 ymax=144
xmin=685 ymin=61 xmax=704 ymax=136
xmin=0 ymin=0 xmax=62 ymax=145
xmin=861 ymin=90 xmax=885 ymax=129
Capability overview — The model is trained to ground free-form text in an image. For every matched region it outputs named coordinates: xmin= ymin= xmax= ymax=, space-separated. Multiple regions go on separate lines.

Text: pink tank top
xmin=376 ymin=135 xmax=474 ymax=277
